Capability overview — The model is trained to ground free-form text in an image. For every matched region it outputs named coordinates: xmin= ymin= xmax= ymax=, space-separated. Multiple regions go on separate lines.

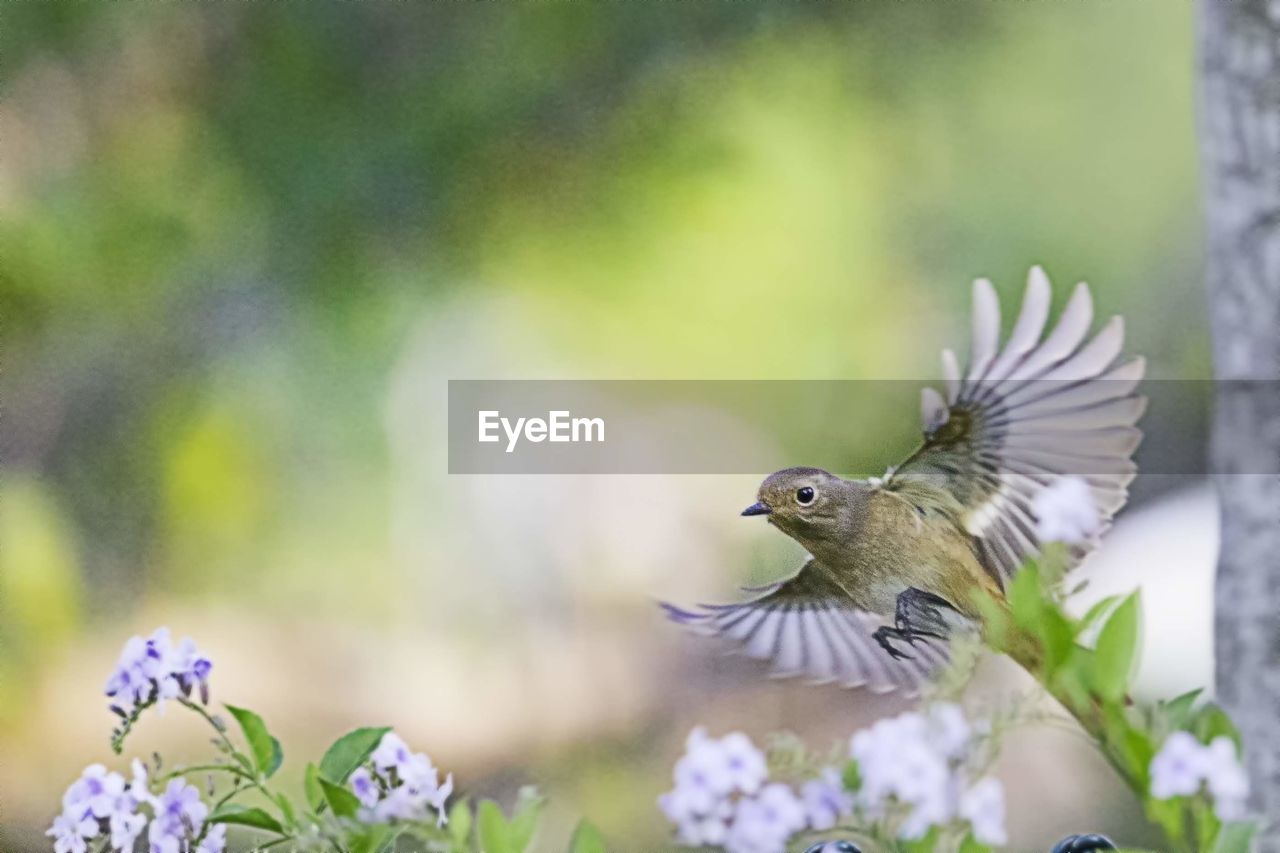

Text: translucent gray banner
xmin=446 ymin=380 xmax=1274 ymax=475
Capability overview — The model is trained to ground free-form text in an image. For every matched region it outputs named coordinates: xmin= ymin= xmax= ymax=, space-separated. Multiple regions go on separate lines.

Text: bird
xmin=662 ymin=267 xmax=1146 ymax=695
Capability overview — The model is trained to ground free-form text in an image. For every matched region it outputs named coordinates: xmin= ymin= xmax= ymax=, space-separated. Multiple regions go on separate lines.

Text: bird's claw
xmin=894 ymin=587 xmax=958 ymax=641
xmin=873 ymin=626 xmax=914 ymax=660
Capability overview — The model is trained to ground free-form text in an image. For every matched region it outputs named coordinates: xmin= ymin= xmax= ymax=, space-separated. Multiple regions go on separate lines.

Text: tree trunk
xmin=1200 ymin=0 xmax=1280 ymax=845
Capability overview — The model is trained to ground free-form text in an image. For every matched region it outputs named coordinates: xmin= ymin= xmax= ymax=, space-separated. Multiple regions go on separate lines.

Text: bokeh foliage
xmin=1 ymin=2 xmax=1200 ymax=848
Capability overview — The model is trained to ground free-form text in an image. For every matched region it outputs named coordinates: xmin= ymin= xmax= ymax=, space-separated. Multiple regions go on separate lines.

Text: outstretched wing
xmin=661 ymin=560 xmax=948 ymax=695
xmin=888 ymin=266 xmax=1146 ymax=587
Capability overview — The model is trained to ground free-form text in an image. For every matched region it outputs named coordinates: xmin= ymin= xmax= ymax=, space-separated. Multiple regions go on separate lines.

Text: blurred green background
xmin=1 ymin=2 xmax=1206 ymax=850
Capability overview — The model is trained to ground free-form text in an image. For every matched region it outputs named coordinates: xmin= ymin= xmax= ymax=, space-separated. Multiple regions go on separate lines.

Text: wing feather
xmin=661 ymin=561 xmax=947 ymax=696
xmin=888 ymin=268 xmax=1145 ymax=586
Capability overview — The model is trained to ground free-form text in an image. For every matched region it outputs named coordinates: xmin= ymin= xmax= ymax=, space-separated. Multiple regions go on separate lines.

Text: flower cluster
xmin=659 ymin=728 xmax=848 ymax=853
xmin=1033 ymin=476 xmax=1101 ymax=546
xmin=1149 ymin=731 xmax=1249 ymax=821
xmin=105 ymin=627 xmax=213 ymax=716
xmin=349 ymin=732 xmax=454 ymax=826
xmin=849 ymin=704 xmax=1005 ymax=845
xmin=47 ymin=762 xmax=223 ymax=853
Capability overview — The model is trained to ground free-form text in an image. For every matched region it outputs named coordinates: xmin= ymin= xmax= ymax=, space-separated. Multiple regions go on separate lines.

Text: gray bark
xmin=1201 ymin=0 xmax=1280 ymax=845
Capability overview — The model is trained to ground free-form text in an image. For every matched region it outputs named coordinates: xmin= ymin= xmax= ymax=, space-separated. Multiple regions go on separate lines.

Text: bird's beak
xmin=741 ymin=502 xmax=772 ymax=517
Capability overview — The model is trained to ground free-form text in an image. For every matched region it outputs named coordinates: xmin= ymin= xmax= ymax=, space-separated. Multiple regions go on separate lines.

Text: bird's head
xmin=742 ymin=466 xmax=845 ymax=536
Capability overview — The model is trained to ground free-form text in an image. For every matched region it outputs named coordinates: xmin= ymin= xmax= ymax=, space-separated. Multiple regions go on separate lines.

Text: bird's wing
xmin=886 ymin=267 xmax=1146 ymax=588
xmin=660 ymin=560 xmax=948 ymax=695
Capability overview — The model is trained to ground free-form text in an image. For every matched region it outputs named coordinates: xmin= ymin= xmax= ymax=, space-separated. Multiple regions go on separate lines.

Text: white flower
xmin=1150 ymin=731 xmax=1210 ymax=799
xmin=1033 ymin=476 xmax=1101 ymax=545
xmin=1204 ymin=737 xmax=1249 ymax=821
xmin=960 ymin=777 xmax=1007 ymax=846
xmin=800 ymin=768 xmax=853 ymax=831
xmin=928 ymin=703 xmax=972 ymax=760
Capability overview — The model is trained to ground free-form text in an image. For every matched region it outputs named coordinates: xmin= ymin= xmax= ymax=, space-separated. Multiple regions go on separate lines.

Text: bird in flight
xmin=662 ymin=267 xmax=1146 ymax=695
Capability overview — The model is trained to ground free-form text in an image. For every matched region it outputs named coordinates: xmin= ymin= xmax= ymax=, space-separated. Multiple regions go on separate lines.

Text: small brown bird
xmin=663 ymin=267 xmax=1146 ymax=694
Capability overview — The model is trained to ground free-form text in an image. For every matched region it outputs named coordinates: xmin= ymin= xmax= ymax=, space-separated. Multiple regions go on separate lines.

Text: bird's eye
xmin=796 ymin=486 xmax=816 ymax=505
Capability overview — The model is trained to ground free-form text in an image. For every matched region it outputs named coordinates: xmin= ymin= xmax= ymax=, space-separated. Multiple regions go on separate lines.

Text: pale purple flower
xmin=129 ymin=759 xmax=153 ymax=805
xmin=659 ymin=790 xmax=731 ymax=847
xmin=659 ymin=727 xmax=777 ymax=847
xmin=847 ymin=705 xmax=998 ymax=841
xmin=669 ymin=732 xmax=729 ymax=814
xmin=109 ymin=809 xmax=147 ymax=852
xmin=960 ymin=777 xmax=1007 ymax=846
xmin=1150 ymin=731 xmax=1210 ymax=799
xmin=47 ymin=811 xmax=99 ymax=853
xmin=724 ymin=784 xmax=806 ymax=853
xmin=851 ymin=712 xmax=951 ymax=820
xmin=105 ymin=628 xmax=212 ymax=715
xmin=350 ymin=767 xmax=380 ymax=808
xmin=196 ymin=824 xmax=227 ymax=853
xmin=148 ymin=778 xmax=209 ymax=853
xmin=718 ymin=732 xmax=768 ymax=796
xmin=928 ymin=703 xmax=972 ymax=760
xmin=1033 ymin=476 xmax=1100 ymax=545
xmin=1204 ymin=737 xmax=1249 ymax=821
xmin=800 ymin=768 xmax=853 ymax=831
xmin=62 ymin=764 xmax=127 ymax=820
xmin=370 ymin=732 xmax=415 ymax=776
xmin=356 ymin=731 xmax=452 ymax=825
xmin=429 ymin=774 xmax=454 ymax=827
xmin=369 ymin=786 xmax=423 ymax=822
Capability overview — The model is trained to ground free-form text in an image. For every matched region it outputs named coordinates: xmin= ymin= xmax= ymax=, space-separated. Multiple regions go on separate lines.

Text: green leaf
xmin=900 ymin=826 xmax=942 ymax=853
xmin=958 ymin=834 xmax=994 ymax=853
xmin=1039 ymin=608 xmax=1076 ymax=677
xmin=208 ymin=804 xmax=285 ymax=834
xmin=350 ymin=824 xmax=398 ymax=853
xmin=1092 ymin=592 xmax=1140 ymax=702
xmin=508 ymin=788 xmax=544 ymax=851
xmin=974 ymin=592 xmax=1011 ymax=652
xmin=1194 ymin=704 xmax=1243 ymax=751
xmin=319 ymin=726 xmax=391 ymax=783
xmin=568 ymin=820 xmax=607 ymax=853
xmin=224 ymin=704 xmax=282 ymax=778
xmin=477 ymin=800 xmax=513 ymax=853
xmin=449 ymin=800 xmax=473 ymax=847
xmin=319 ymin=778 xmax=362 ymax=819
xmin=1163 ymin=688 xmax=1204 ymax=730
xmin=1211 ymin=821 xmax=1258 ymax=853
xmin=1076 ymin=594 xmax=1122 ymax=638
xmin=841 ymin=759 xmax=861 ymax=792
xmin=273 ymin=793 xmax=297 ymax=829
xmin=1008 ymin=562 xmax=1044 ymax=631
xmin=304 ymin=762 xmax=325 ymax=813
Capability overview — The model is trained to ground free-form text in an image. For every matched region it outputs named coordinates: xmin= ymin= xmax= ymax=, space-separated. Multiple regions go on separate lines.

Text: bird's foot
xmin=873 ymin=626 xmax=915 ymax=660
xmin=894 ymin=587 xmax=963 ymax=643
